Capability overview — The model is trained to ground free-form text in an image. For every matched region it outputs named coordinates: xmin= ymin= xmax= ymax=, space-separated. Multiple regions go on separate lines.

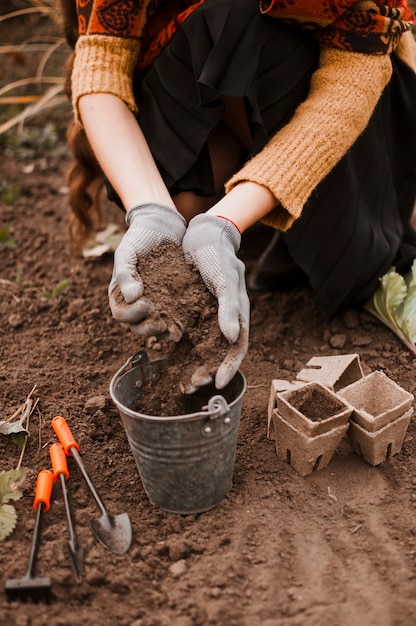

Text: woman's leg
xmin=174 ymin=96 xmax=254 ymax=222
xmin=173 ymin=122 xmax=243 ymax=221
xmin=172 ymin=88 xmax=308 ymax=293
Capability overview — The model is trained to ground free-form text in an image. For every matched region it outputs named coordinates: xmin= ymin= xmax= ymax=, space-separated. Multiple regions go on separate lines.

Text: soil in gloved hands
xmin=118 ymin=242 xmax=232 ymax=416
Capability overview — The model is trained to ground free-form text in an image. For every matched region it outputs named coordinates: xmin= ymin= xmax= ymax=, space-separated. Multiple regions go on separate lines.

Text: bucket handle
xmin=205 ymin=395 xmax=230 ymax=420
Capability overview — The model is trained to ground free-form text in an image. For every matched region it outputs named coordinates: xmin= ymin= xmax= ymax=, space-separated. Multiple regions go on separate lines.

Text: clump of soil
xmin=126 ymin=243 xmax=231 ymax=416
xmin=294 ymin=388 xmax=346 ymax=421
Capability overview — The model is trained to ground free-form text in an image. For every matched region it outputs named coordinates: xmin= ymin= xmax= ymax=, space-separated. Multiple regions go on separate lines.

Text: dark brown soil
xmin=292 ymin=387 xmax=346 ymax=421
xmin=2 ymin=8 xmax=416 ymax=624
xmin=130 ymin=243 xmax=231 ymax=415
xmin=2 ymin=145 xmax=416 ymax=626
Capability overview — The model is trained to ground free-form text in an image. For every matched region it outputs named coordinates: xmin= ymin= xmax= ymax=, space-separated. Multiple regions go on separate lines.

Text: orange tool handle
xmin=50 ymin=442 xmax=70 ymax=481
xmin=33 ymin=469 xmax=54 ymax=512
xmin=51 ymin=415 xmax=80 ymax=456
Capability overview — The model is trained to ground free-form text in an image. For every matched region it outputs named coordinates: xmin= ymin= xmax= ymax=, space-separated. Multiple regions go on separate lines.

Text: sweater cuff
xmin=71 ymin=35 xmax=140 ymax=126
xmin=225 ymin=48 xmax=392 ymax=231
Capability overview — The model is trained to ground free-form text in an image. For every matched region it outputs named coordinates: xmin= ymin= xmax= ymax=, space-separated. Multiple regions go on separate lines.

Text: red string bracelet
xmin=216 ymin=215 xmax=241 ymax=234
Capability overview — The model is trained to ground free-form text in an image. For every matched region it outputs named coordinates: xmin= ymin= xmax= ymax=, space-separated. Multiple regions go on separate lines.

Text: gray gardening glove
xmin=109 ymin=202 xmax=187 ymax=337
xmin=182 ymin=214 xmax=250 ymax=390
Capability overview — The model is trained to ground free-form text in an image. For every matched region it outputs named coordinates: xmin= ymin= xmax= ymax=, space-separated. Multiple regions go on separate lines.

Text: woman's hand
xmin=182 ymin=213 xmax=250 ymax=390
xmin=109 ymin=202 xmax=187 ymax=337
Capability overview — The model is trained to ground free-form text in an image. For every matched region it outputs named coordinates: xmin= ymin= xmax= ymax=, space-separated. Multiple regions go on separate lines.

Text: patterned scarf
xmin=260 ymin=0 xmax=416 ymax=53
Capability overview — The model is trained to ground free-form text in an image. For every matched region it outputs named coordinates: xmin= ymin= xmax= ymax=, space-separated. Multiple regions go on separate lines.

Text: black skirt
xmin=283 ymin=54 xmax=416 ymax=317
xmin=133 ymin=0 xmax=319 ymax=195
xmin=107 ymin=0 xmax=416 ymax=318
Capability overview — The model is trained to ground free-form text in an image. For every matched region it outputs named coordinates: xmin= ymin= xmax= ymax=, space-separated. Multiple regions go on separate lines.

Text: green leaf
xmin=0 ymin=184 xmax=22 ymax=206
xmin=0 ymin=224 xmax=17 ymax=248
xmin=0 ymin=504 xmax=18 ymax=542
xmin=399 ymin=259 xmax=416 ymax=344
xmin=0 ymin=468 xmax=28 ymax=504
xmin=43 ymin=278 xmax=70 ymax=299
xmin=364 ymin=260 xmax=416 ymax=355
xmin=11 ymin=432 xmax=28 ymax=449
xmin=51 ymin=278 xmax=70 ymax=298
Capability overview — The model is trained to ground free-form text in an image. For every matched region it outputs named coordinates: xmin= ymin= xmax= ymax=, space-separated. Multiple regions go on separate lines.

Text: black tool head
xmin=5 ymin=576 xmax=52 ymax=603
xmin=89 ymin=512 xmax=132 ymax=555
xmin=66 ymin=541 xmax=84 ymax=583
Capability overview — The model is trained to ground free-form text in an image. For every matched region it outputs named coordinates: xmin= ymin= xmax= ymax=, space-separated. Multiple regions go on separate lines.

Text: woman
xmin=62 ymin=0 xmax=416 ymax=390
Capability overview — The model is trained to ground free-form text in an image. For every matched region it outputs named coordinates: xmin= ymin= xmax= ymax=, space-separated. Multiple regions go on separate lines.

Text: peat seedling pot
xmin=346 ymin=409 xmax=413 ymax=466
xmin=272 ymin=381 xmax=353 ymax=477
xmin=276 ymin=381 xmax=353 ymax=437
xmin=338 ymin=371 xmax=414 ymax=466
xmin=272 ymin=411 xmax=350 ymax=477
xmin=110 ymin=352 xmax=246 ymax=515
xmin=338 ymin=370 xmax=414 ymax=432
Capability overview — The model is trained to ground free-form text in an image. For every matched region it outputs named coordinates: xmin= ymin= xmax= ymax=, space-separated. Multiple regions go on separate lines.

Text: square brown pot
xmin=272 ymin=410 xmax=349 ymax=477
xmin=267 ymin=379 xmax=306 ymax=439
xmin=276 ymin=381 xmax=353 ymax=437
xmin=338 ymin=371 xmax=414 ymax=432
xmin=347 ymin=408 xmax=413 ymax=466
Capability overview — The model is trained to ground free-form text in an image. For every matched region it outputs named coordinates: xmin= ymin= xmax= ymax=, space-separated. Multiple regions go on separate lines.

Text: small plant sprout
xmin=0 ymin=184 xmax=22 ymax=205
xmin=15 ymin=264 xmax=23 ymax=287
xmin=43 ymin=278 xmax=71 ymax=299
xmin=0 ymin=224 xmax=17 ymax=248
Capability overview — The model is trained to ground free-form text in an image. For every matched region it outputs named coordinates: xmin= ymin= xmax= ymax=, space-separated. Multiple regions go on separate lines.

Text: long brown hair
xmin=60 ymin=0 xmax=105 ymax=249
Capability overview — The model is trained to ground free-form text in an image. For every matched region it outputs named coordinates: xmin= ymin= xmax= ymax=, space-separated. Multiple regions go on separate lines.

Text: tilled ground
xmin=1 ymin=150 xmax=416 ymax=625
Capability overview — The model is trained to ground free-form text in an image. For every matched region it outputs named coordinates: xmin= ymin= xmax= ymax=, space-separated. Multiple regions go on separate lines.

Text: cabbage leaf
xmin=364 ymin=259 xmax=416 ymax=356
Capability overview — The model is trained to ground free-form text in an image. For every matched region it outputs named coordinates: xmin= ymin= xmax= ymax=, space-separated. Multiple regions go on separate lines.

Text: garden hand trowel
xmin=51 ymin=416 xmax=132 ymax=556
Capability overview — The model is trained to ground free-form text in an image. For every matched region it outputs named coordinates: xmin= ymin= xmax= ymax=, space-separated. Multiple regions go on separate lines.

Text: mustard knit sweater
xmin=225 ymin=31 xmax=416 ymax=231
xmin=71 ymin=6 xmax=416 ymax=231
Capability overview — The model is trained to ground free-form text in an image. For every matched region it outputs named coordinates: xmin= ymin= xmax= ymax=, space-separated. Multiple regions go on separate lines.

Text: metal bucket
xmin=109 ymin=351 xmax=246 ymax=514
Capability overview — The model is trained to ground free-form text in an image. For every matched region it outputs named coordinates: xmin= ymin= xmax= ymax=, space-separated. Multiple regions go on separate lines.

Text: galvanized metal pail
xmin=109 ymin=352 xmax=246 ymax=514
